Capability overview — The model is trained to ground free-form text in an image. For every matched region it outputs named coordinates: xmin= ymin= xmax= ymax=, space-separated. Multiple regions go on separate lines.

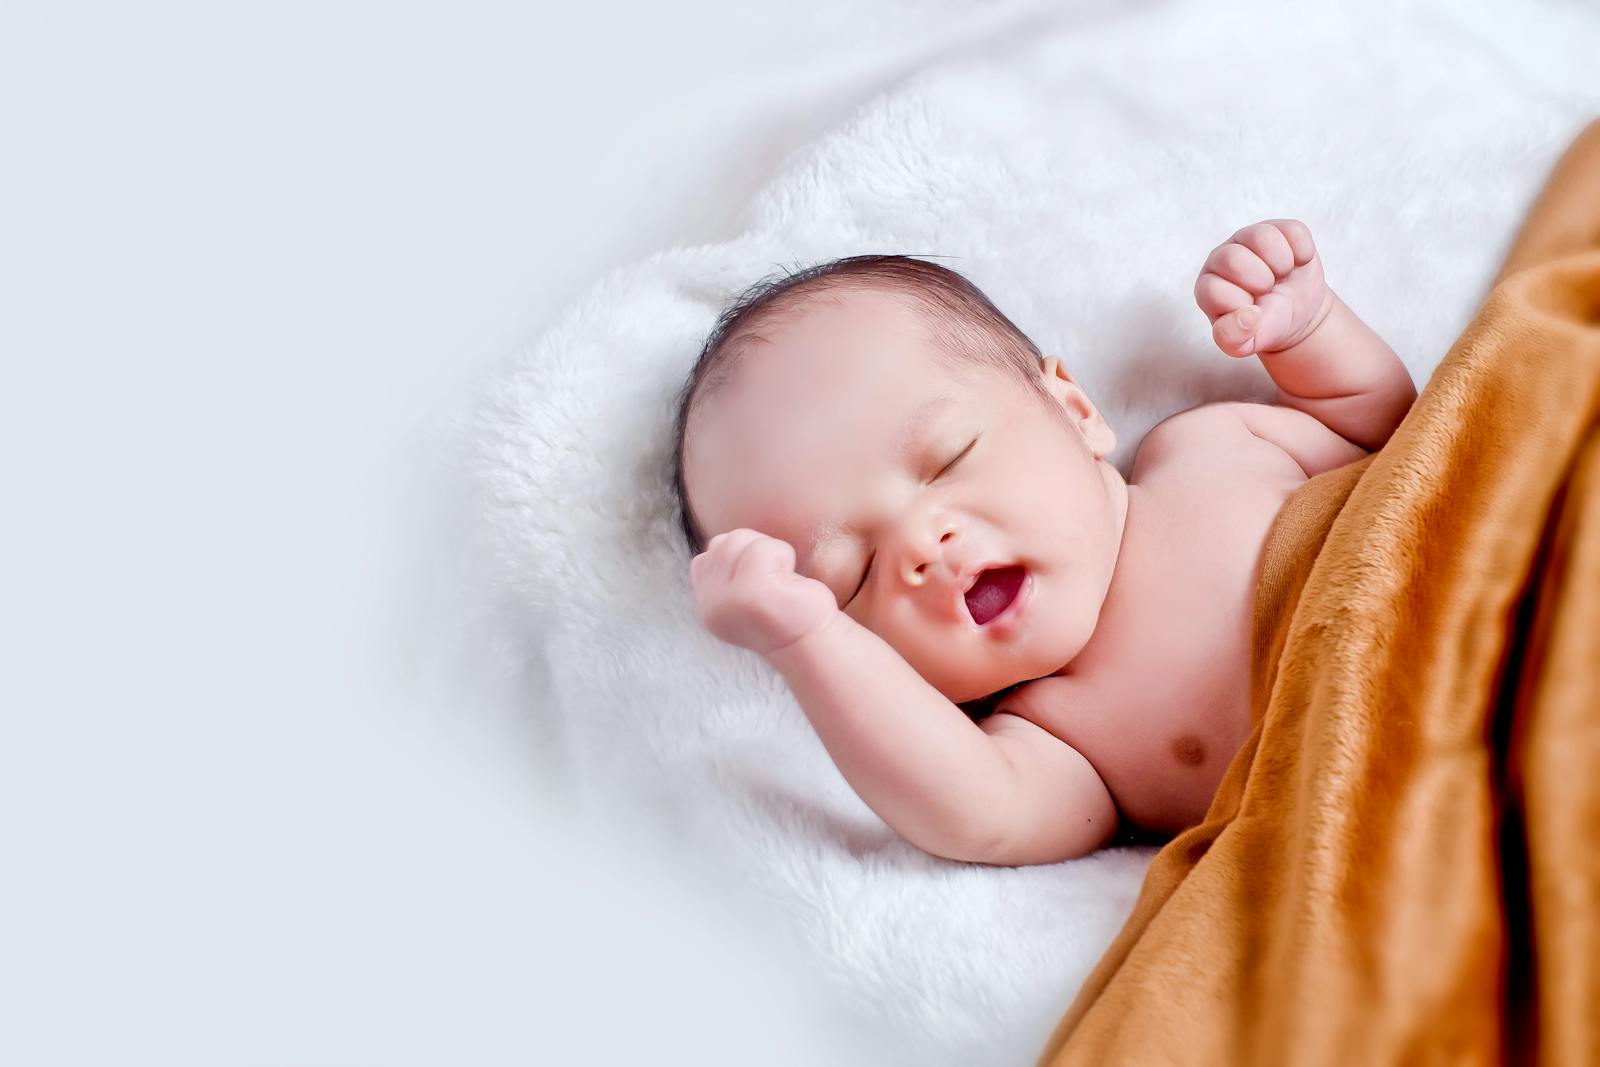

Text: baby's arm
xmin=1253 ymin=293 xmax=1417 ymax=452
xmin=690 ymin=528 xmax=1114 ymax=865
xmin=768 ymin=612 xmax=1117 ymax=865
xmin=1197 ymin=220 xmax=1419 ymax=452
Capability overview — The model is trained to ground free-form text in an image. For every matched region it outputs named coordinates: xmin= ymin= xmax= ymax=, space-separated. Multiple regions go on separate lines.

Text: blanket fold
xmin=1037 ymin=118 xmax=1600 ymax=1067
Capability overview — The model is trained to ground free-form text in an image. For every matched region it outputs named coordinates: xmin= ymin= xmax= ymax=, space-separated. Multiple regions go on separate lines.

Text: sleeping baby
xmin=670 ymin=220 xmax=1417 ymax=866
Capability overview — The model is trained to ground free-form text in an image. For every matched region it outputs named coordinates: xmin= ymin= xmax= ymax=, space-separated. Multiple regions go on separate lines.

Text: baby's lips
xmin=963 ymin=565 xmax=1027 ymax=626
xmin=951 ymin=559 xmax=1018 ymax=625
xmin=948 ymin=559 xmax=988 ymax=623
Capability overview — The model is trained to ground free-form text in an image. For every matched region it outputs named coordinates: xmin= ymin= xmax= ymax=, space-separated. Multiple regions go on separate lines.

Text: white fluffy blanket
xmin=469 ymin=2 xmax=1600 ymax=1061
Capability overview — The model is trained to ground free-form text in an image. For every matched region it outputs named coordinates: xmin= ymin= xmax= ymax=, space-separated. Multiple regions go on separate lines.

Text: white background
xmin=0 ymin=0 xmax=1034 ymax=1062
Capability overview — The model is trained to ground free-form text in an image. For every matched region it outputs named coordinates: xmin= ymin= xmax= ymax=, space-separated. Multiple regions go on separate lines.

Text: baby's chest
xmin=1037 ymin=450 xmax=1303 ymax=829
xmin=1120 ymin=422 xmax=1309 ymax=675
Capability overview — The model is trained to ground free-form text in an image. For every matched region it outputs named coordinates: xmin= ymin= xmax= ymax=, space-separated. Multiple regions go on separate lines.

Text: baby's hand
xmin=1195 ymin=219 xmax=1336 ymax=358
xmin=689 ymin=528 xmax=841 ymax=658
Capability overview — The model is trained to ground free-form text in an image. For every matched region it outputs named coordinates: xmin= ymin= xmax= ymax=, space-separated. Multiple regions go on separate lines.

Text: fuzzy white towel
xmin=469 ymin=2 xmax=1600 ymax=1062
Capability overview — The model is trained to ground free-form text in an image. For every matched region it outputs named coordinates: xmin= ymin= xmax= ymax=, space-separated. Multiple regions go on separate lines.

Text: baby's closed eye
xmin=931 ymin=436 xmax=979 ymax=481
xmin=846 ymin=435 xmax=980 ymax=605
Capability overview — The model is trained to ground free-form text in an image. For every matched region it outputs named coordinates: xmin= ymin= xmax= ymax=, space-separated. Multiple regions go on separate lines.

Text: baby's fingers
xmin=695 ymin=528 xmax=763 ymax=583
xmin=1213 ymin=304 xmax=1262 ymax=358
xmin=1230 ymin=222 xmax=1297 ymax=279
xmin=1264 ymin=218 xmax=1317 ymax=266
xmin=1194 ymin=271 xmax=1252 ymax=320
xmin=730 ymin=533 xmax=795 ymax=583
xmin=1201 ymin=242 xmax=1276 ymax=295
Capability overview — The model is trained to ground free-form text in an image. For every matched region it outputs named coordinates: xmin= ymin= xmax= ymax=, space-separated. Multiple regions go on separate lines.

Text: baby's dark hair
xmin=669 ymin=254 xmax=1048 ymax=558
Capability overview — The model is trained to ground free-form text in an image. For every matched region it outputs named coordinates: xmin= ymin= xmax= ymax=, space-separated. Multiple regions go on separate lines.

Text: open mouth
xmin=963 ymin=565 xmax=1027 ymax=626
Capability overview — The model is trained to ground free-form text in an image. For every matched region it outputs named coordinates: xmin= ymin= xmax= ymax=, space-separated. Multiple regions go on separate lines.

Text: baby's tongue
xmin=965 ymin=566 xmax=1024 ymax=625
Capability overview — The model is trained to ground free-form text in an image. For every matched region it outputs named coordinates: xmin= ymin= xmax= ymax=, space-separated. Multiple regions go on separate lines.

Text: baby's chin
xmin=939 ymin=654 xmax=1074 ymax=707
xmin=938 ymin=627 xmax=1098 ymax=705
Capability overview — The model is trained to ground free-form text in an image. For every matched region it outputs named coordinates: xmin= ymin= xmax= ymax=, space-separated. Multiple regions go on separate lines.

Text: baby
xmin=671 ymin=220 xmax=1417 ymax=866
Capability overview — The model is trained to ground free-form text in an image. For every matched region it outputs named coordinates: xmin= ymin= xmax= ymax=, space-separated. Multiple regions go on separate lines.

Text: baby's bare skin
xmin=1015 ymin=401 xmax=1336 ymax=835
xmin=686 ymin=220 xmax=1417 ymax=865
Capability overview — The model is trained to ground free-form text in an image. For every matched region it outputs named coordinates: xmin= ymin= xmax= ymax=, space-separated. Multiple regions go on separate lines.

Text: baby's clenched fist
xmin=689 ymin=528 xmax=841 ymax=657
xmin=1195 ymin=218 xmax=1336 ymax=358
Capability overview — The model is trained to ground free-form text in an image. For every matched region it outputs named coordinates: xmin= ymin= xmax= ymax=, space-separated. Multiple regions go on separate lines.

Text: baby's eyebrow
xmin=797 ymin=393 xmax=958 ymax=574
xmin=893 ymin=394 xmax=958 ymax=460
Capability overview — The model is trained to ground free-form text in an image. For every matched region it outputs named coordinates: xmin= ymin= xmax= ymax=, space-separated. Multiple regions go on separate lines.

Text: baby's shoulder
xmin=1131 ymin=401 xmax=1299 ymax=486
xmin=1130 ymin=402 xmax=1236 ymax=479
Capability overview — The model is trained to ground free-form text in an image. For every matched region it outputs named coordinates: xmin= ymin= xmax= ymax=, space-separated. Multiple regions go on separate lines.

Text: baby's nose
xmin=901 ymin=529 xmax=960 ymax=587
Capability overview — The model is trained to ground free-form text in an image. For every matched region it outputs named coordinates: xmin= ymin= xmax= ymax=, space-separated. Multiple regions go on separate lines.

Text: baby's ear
xmin=1038 ymin=356 xmax=1116 ymax=458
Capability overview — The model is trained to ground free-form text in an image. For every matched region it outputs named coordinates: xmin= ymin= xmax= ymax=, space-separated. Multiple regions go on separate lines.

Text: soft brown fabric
xmin=1036 ymin=118 xmax=1600 ymax=1067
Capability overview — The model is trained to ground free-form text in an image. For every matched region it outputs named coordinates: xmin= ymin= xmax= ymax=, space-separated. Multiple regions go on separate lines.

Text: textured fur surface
xmin=1041 ymin=118 xmax=1600 ymax=1065
xmin=468 ymin=2 xmax=1600 ymax=1062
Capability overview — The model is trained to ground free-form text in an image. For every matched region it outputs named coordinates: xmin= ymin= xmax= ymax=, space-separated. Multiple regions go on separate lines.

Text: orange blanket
xmin=1037 ymin=119 xmax=1600 ymax=1066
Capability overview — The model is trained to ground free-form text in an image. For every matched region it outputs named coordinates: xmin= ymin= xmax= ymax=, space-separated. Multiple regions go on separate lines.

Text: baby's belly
xmin=1026 ymin=471 xmax=1301 ymax=832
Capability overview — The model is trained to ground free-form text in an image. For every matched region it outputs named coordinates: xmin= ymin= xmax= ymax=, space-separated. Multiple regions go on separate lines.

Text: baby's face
xmin=683 ymin=289 xmax=1128 ymax=703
